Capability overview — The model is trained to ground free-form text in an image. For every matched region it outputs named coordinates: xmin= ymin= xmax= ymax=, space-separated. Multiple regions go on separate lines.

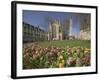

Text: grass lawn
xmin=38 ymin=40 xmax=90 ymax=48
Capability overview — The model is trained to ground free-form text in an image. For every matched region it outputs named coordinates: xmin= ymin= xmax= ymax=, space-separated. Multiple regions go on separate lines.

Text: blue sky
xmin=23 ymin=10 xmax=86 ymax=36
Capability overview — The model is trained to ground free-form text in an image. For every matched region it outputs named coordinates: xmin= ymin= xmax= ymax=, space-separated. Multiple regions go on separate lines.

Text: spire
xmin=69 ymin=16 xmax=72 ymax=36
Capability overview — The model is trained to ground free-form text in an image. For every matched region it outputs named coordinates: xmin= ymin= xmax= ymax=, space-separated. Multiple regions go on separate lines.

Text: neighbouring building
xmin=79 ymin=14 xmax=91 ymax=40
xmin=23 ymin=22 xmax=48 ymax=43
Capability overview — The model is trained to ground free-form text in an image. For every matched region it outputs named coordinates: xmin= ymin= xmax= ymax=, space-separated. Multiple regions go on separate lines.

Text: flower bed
xmin=23 ymin=41 xmax=90 ymax=69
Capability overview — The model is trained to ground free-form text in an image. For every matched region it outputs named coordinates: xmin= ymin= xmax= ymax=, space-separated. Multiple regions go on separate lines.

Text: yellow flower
xmin=84 ymin=48 xmax=90 ymax=54
xmin=61 ymin=50 xmax=64 ymax=53
xmin=59 ymin=63 xmax=64 ymax=68
xmin=61 ymin=60 xmax=65 ymax=64
xmin=59 ymin=55 xmax=63 ymax=60
xmin=84 ymin=50 xmax=88 ymax=54
xmin=87 ymin=48 xmax=91 ymax=51
xmin=85 ymin=48 xmax=90 ymax=51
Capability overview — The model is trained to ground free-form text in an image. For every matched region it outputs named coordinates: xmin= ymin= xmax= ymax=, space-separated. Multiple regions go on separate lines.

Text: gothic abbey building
xmin=47 ymin=18 xmax=75 ymax=40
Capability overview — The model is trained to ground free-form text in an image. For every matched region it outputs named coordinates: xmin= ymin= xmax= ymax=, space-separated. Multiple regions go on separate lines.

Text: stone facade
xmin=80 ymin=29 xmax=90 ymax=40
xmin=23 ymin=22 xmax=47 ymax=43
xmin=79 ymin=14 xmax=91 ymax=40
xmin=48 ymin=18 xmax=74 ymax=40
xmin=48 ymin=20 xmax=63 ymax=40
